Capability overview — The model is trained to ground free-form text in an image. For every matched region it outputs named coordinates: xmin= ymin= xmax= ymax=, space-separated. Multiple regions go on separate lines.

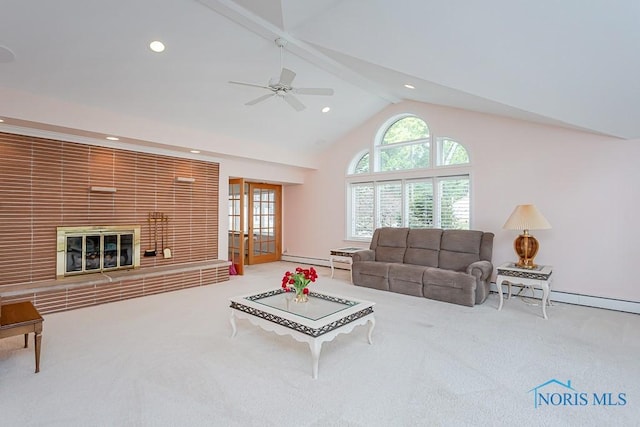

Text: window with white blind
xmin=377 ymin=181 xmax=402 ymax=227
xmin=406 ymin=179 xmax=434 ymax=228
xmin=347 ymin=115 xmax=471 ymax=240
xmin=351 ymin=183 xmax=374 ymax=238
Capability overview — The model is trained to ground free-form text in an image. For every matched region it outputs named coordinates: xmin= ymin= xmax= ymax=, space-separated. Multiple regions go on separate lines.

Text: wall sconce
xmin=175 ymin=177 xmax=195 ymax=183
xmin=89 ymin=186 xmax=117 ymax=193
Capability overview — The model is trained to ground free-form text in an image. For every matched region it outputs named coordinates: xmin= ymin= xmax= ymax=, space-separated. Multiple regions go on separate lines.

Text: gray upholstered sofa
xmin=351 ymin=227 xmax=494 ymax=307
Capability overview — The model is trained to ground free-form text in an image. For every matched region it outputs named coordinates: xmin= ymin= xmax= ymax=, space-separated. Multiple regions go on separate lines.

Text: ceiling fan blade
xmin=245 ymin=93 xmax=275 ymax=106
xmin=292 ymin=87 xmax=334 ymax=96
xmin=279 ymin=68 xmax=296 ymax=86
xmin=229 ymin=80 xmax=272 ymax=90
xmin=283 ymin=93 xmax=305 ymax=111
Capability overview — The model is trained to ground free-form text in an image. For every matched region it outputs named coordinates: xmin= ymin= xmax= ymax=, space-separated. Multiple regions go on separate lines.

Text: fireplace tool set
xmin=144 ymin=212 xmax=172 ymax=258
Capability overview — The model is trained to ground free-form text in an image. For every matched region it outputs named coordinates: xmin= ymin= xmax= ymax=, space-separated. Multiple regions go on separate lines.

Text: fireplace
xmin=56 ymin=226 xmax=141 ymax=278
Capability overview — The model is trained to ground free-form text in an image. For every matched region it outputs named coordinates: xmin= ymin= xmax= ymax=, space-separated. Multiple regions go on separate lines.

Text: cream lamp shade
xmin=503 ymin=204 xmax=551 ymax=269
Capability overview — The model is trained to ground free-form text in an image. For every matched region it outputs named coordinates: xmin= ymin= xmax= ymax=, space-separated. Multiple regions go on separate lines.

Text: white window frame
xmin=345 ymin=114 xmax=472 ymax=241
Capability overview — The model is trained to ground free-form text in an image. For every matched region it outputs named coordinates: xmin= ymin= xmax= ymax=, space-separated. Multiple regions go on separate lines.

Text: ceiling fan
xmin=229 ymin=38 xmax=334 ymax=112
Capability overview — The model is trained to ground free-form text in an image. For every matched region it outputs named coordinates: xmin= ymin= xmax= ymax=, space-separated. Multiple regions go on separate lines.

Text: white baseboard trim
xmin=281 ymin=254 xmax=334 ymax=269
xmin=489 ymin=283 xmax=639 ymax=315
xmin=281 ymin=255 xmax=640 ymax=315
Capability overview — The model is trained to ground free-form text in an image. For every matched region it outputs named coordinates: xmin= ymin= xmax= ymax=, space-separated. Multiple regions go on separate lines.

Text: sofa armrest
xmin=466 ymin=260 xmax=493 ymax=281
xmin=352 ymin=249 xmax=375 ymax=262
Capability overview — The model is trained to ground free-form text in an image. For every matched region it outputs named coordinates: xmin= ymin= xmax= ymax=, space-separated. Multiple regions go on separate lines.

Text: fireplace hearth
xmin=56 ymin=226 xmax=141 ymax=278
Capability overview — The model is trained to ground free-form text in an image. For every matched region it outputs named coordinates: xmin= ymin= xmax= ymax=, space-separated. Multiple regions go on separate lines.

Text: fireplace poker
xmin=153 ymin=212 xmax=159 ymax=255
xmin=144 ymin=211 xmax=157 ymax=257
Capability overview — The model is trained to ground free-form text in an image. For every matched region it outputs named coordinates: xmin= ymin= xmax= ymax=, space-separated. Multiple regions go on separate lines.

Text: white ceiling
xmin=1 ymin=0 xmax=638 ymax=167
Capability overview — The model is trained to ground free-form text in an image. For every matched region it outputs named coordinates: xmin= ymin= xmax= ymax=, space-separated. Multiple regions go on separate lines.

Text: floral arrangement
xmin=282 ymin=266 xmax=318 ymax=302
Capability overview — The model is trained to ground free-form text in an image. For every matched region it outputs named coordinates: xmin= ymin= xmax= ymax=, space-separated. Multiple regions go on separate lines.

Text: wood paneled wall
xmin=0 ymin=131 xmax=221 ymax=289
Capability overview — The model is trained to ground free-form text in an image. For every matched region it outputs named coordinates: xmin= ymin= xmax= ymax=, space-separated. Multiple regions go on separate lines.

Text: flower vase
xmin=294 ymin=288 xmax=308 ymax=303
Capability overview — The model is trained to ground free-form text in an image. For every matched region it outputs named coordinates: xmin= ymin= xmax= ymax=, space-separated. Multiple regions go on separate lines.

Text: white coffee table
xmin=229 ymin=289 xmax=375 ymax=379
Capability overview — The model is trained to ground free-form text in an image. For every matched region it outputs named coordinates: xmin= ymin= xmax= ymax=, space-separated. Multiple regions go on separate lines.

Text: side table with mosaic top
xmin=495 ymin=263 xmax=553 ymax=319
xmin=329 ymin=247 xmax=363 ymax=283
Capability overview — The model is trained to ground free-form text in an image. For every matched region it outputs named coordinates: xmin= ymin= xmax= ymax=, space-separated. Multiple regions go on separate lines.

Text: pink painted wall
xmin=283 ymin=101 xmax=640 ymax=302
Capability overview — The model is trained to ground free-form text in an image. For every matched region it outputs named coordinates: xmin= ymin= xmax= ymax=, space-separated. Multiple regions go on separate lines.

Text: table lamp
xmin=502 ymin=204 xmax=551 ymax=269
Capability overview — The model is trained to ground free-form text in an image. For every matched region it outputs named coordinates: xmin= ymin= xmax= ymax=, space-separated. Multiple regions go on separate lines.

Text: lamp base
xmin=515 ymin=259 xmax=537 ymax=269
xmin=513 ymin=231 xmax=539 ymax=269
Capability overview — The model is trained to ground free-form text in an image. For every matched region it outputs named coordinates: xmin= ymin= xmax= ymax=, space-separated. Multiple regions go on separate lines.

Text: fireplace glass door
xmin=62 ymin=228 xmax=138 ymax=276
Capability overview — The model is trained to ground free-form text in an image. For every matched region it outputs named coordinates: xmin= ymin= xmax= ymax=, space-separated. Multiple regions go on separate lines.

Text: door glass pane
xmin=252 ymin=187 xmax=277 ymax=257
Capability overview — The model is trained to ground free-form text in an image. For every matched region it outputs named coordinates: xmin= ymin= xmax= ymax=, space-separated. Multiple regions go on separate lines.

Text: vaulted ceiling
xmin=1 ymin=1 xmax=638 ymax=167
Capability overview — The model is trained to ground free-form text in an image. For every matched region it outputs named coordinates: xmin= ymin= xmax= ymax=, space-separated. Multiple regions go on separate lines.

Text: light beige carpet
xmin=1 ymin=262 xmax=638 ymax=426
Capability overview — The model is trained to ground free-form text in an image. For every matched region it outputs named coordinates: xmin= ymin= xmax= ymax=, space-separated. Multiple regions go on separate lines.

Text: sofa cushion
xmin=404 ymin=228 xmax=442 ymax=267
xmin=352 ymin=261 xmax=391 ymax=291
xmin=423 ymin=267 xmax=476 ymax=307
xmin=422 ymin=267 xmax=476 ymax=291
xmin=438 ymin=230 xmax=483 ymax=271
xmin=423 ymin=282 xmax=475 ymax=307
xmin=388 ymin=264 xmax=425 ymax=297
xmin=374 ymin=227 xmax=408 ymax=263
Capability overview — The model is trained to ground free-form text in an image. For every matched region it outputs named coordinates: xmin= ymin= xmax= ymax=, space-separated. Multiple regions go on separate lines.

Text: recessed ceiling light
xmin=190 ymin=150 xmax=200 ymax=154
xmin=149 ymin=41 xmax=165 ymax=53
xmin=321 ymin=107 xmax=331 ymax=113
xmin=106 ymin=136 xmax=119 ymax=141
xmin=404 ymin=84 xmax=415 ymax=89
xmin=0 ymin=119 xmax=4 ymax=123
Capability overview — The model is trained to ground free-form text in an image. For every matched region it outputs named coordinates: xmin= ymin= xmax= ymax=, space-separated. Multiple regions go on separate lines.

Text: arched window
xmin=437 ymin=137 xmax=469 ymax=166
xmin=346 ymin=114 xmax=471 ymax=239
xmin=353 ymin=152 xmax=369 ymax=174
xmin=376 ymin=116 xmax=430 ymax=171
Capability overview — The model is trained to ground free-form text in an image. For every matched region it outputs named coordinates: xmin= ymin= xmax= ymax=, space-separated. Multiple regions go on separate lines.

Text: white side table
xmin=495 ymin=263 xmax=553 ymax=319
xmin=329 ymin=247 xmax=363 ymax=283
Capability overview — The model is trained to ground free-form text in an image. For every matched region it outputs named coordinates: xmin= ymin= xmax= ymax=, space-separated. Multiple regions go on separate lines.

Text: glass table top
xmin=246 ymin=289 xmax=359 ymax=321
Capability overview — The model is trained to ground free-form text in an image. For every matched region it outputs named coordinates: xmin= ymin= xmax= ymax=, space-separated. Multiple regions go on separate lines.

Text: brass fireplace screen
xmin=56 ymin=226 xmax=141 ymax=278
